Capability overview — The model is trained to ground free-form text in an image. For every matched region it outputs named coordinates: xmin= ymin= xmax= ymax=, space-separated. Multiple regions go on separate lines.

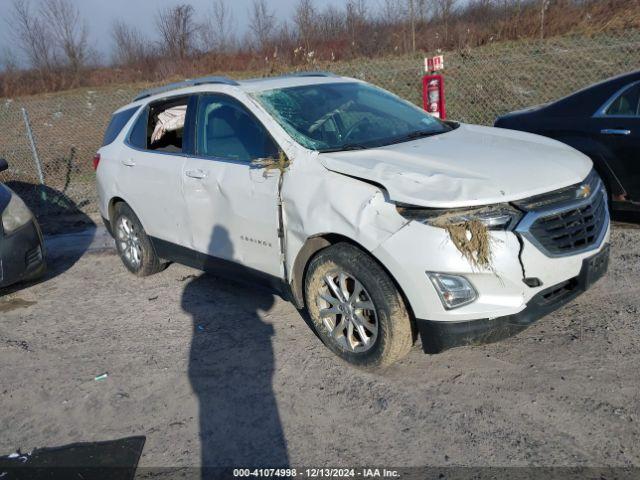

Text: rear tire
xmin=304 ymin=243 xmax=414 ymax=368
xmin=113 ymin=203 xmax=165 ymax=277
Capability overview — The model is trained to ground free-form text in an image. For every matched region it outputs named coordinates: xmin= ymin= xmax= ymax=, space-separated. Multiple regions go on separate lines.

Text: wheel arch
xmin=108 ymin=196 xmax=152 ymax=234
xmin=289 ymin=233 xmax=417 ymax=337
xmin=108 ymin=196 xmax=127 ymax=225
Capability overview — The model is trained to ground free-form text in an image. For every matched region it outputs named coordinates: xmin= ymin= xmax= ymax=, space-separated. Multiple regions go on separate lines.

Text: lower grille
xmin=540 ymin=278 xmax=577 ymax=305
xmin=25 ymin=245 xmax=42 ymax=268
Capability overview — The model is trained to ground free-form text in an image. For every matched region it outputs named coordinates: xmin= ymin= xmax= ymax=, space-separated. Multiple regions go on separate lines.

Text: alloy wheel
xmin=116 ymin=216 xmax=142 ymax=269
xmin=316 ymin=271 xmax=379 ymax=353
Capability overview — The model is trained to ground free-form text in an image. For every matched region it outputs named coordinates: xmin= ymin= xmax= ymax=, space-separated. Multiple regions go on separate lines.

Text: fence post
xmin=21 ymin=107 xmax=47 ymax=202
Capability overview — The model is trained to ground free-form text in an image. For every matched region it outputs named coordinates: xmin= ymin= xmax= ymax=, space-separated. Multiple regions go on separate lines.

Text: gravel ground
xmin=0 ymin=225 xmax=639 ymax=472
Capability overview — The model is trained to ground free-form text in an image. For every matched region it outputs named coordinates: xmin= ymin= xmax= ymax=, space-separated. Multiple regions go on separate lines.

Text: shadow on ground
xmin=182 ymin=226 xmax=289 ymax=474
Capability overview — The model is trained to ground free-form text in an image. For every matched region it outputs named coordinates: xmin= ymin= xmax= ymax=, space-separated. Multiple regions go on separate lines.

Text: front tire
xmin=113 ymin=203 xmax=164 ymax=277
xmin=304 ymin=243 xmax=414 ymax=368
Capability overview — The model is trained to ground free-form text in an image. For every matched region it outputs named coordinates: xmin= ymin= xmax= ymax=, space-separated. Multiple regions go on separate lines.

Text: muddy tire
xmin=113 ymin=203 xmax=165 ymax=277
xmin=304 ymin=243 xmax=414 ymax=368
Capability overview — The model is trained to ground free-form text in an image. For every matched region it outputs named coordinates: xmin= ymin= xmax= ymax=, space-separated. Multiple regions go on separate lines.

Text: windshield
xmin=254 ymin=82 xmax=452 ymax=152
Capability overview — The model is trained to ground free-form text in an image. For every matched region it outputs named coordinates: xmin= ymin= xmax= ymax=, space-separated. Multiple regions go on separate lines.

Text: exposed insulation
xmin=430 ymin=213 xmax=494 ymax=270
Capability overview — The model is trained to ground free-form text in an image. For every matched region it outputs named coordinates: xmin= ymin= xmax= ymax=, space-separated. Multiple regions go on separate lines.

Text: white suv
xmin=96 ymin=73 xmax=610 ymax=367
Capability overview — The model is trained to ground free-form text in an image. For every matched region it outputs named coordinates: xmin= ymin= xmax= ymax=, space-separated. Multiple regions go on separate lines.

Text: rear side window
xmin=128 ymin=107 xmax=148 ymax=149
xmin=606 ymin=83 xmax=640 ymax=116
xmin=103 ymin=106 xmax=139 ymax=146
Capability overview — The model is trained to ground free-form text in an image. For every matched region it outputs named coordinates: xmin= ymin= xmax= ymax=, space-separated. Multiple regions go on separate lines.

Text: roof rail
xmin=134 ymin=76 xmax=239 ymax=101
xmin=286 ymin=71 xmax=338 ymax=78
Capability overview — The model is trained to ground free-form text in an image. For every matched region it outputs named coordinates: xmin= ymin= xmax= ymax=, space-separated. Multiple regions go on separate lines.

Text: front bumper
xmin=0 ymin=219 xmax=46 ymax=289
xmin=417 ymin=244 xmax=610 ymax=353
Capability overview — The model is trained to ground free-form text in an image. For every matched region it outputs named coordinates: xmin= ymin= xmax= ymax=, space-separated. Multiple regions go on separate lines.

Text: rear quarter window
xmin=103 ymin=106 xmax=139 ymax=146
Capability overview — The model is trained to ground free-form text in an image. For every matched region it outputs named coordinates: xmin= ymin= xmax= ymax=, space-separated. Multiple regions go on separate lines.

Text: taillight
xmin=92 ymin=153 xmax=101 ymax=170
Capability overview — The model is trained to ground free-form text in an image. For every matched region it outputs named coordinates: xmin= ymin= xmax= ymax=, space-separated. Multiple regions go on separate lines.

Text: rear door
xmin=118 ymin=95 xmax=194 ymax=246
xmin=593 ymin=81 xmax=640 ymax=200
xmin=181 ymin=93 xmax=283 ymax=278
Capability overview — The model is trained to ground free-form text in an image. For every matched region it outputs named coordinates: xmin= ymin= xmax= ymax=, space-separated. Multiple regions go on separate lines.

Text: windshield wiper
xmin=399 ymin=129 xmax=443 ymax=141
xmin=318 ymin=128 xmax=449 ymax=153
xmin=318 ymin=143 xmax=369 ymax=153
xmin=380 ymin=128 xmax=451 ymax=147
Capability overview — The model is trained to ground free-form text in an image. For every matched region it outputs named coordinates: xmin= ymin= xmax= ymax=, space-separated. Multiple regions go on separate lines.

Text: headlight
xmin=397 ymin=203 xmax=523 ymax=231
xmin=2 ymin=190 xmax=34 ymax=234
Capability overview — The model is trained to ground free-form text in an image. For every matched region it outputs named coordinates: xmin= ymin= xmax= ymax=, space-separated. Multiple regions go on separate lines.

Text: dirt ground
xmin=1 ymin=224 xmax=639 ymax=472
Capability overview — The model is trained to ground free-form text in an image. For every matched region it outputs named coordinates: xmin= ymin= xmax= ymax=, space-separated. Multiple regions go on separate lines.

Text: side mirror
xmin=0 ymin=158 xmax=7 ymax=173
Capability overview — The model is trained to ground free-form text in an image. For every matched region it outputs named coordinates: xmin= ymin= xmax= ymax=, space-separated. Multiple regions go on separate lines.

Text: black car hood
xmin=0 ymin=183 xmax=11 ymax=214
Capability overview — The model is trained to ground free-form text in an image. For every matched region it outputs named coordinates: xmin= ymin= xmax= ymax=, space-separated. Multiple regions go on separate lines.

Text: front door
xmin=182 ymin=93 xmax=283 ymax=279
xmin=593 ymin=81 xmax=640 ymax=201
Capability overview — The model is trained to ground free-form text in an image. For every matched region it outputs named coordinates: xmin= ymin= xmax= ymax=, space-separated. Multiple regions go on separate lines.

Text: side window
xmin=146 ymin=96 xmax=190 ymax=152
xmin=103 ymin=106 xmax=138 ymax=146
xmin=606 ymin=83 xmax=640 ymax=117
xmin=196 ymin=95 xmax=279 ymax=162
xmin=128 ymin=106 xmax=148 ymax=149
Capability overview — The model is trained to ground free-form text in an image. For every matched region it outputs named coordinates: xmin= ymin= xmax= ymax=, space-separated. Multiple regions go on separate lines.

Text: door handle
xmin=121 ymin=158 xmax=136 ymax=167
xmin=185 ymin=169 xmax=207 ymax=179
xmin=600 ymin=129 xmax=631 ymax=136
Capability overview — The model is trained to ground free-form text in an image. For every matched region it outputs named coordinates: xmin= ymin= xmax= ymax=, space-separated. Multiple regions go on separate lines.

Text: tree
xmin=431 ymin=0 xmax=457 ymax=43
xmin=416 ymin=0 xmax=429 ymax=21
xmin=408 ymin=0 xmax=416 ymax=53
xmin=249 ymin=0 xmax=276 ymax=51
xmin=156 ymin=4 xmax=198 ymax=60
xmin=345 ymin=0 xmax=367 ymax=53
xmin=7 ymin=0 xmax=56 ymax=77
xmin=111 ymin=20 xmax=149 ymax=66
xmin=294 ymin=0 xmax=317 ymax=51
xmin=0 ymin=48 xmax=20 ymax=97
xmin=40 ymin=0 xmax=89 ymax=74
xmin=379 ymin=0 xmax=407 ymax=52
xmin=201 ymin=0 xmax=235 ymax=53
xmin=539 ymin=0 xmax=550 ymax=39
xmin=317 ymin=4 xmax=344 ymax=42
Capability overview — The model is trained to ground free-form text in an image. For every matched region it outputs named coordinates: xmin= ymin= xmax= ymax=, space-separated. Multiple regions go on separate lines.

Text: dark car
xmin=495 ymin=70 xmax=640 ymax=216
xmin=0 ymin=159 xmax=46 ymax=289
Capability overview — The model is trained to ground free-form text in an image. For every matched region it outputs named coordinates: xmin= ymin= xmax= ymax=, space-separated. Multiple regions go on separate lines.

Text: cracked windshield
xmin=255 ymin=82 xmax=452 ymax=152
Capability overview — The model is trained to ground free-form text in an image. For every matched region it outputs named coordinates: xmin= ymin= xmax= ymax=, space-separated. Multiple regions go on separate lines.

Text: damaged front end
xmin=387 ymin=170 xmax=610 ymax=354
xmin=396 ymin=203 xmax=523 ymax=270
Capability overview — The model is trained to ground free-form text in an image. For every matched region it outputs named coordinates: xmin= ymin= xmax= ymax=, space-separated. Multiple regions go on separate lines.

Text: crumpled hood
xmin=319 ymin=123 xmax=592 ymax=208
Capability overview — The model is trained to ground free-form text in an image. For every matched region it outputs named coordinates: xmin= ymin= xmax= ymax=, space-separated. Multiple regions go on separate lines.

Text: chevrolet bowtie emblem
xmin=576 ymin=183 xmax=592 ymax=199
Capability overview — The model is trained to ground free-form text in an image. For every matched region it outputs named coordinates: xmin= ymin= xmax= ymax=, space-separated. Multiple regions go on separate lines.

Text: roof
xmin=132 ymin=72 xmax=357 ymax=103
xmin=544 ymin=69 xmax=640 ymax=117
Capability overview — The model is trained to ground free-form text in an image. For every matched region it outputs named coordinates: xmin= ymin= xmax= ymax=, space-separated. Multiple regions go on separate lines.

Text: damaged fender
xmin=281 ymin=150 xmax=408 ymax=306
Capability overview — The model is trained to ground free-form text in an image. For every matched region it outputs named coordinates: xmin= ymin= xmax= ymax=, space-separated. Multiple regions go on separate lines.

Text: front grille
xmin=528 ymin=187 xmax=607 ymax=256
xmin=516 ymin=170 xmax=609 ymax=257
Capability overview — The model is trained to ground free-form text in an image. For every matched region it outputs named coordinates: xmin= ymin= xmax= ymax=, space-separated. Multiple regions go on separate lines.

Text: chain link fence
xmin=1 ymin=30 xmax=639 ymax=229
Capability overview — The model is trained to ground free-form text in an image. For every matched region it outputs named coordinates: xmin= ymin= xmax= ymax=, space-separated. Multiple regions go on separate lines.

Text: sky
xmin=0 ymin=0 xmax=363 ymax=64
